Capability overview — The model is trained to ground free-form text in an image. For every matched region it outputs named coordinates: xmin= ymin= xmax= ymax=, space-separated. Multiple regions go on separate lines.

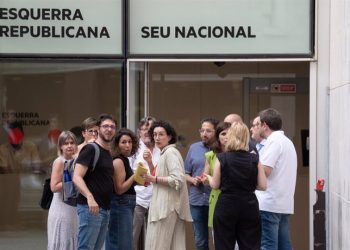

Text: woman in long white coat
xmin=143 ymin=121 xmax=192 ymax=250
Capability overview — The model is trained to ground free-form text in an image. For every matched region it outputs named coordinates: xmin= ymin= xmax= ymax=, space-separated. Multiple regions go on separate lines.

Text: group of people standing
xmin=47 ymin=114 xmax=192 ymax=250
xmin=46 ymin=108 xmax=297 ymax=250
xmin=185 ymin=109 xmax=297 ymax=250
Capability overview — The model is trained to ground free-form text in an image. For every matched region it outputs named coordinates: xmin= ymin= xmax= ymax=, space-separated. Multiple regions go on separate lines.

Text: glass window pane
xmin=127 ymin=62 xmax=146 ymax=131
xmin=0 ymin=61 xmax=123 ymax=247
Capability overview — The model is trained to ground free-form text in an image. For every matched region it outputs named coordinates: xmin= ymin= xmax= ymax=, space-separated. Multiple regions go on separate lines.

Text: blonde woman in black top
xmin=205 ymin=122 xmax=266 ymax=250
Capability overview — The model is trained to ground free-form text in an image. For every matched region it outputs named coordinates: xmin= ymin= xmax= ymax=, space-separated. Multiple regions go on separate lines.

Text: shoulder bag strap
xmin=90 ymin=143 xmax=100 ymax=172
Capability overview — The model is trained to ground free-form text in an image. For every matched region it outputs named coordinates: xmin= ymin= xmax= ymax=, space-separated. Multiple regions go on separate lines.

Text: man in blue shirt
xmin=185 ymin=117 xmax=219 ymax=250
xmin=250 ymin=115 xmax=266 ymax=155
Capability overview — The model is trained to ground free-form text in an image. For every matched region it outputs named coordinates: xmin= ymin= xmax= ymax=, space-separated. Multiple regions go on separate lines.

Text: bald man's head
xmin=224 ymin=114 xmax=242 ymax=124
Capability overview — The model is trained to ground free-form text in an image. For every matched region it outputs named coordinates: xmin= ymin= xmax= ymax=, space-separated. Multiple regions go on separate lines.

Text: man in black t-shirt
xmin=73 ymin=114 xmax=116 ymax=250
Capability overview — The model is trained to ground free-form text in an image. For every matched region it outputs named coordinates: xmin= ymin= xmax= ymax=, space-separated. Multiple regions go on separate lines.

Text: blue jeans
xmin=190 ymin=205 xmax=209 ymax=250
xmin=77 ymin=204 xmax=110 ymax=250
xmin=260 ymin=211 xmax=292 ymax=250
xmin=105 ymin=194 xmax=136 ymax=250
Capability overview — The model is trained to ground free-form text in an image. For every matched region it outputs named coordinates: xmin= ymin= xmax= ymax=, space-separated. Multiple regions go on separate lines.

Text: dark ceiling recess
xmin=214 ymin=62 xmax=226 ymax=67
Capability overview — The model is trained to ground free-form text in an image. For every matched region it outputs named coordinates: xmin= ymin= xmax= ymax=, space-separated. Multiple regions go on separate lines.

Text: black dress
xmin=213 ymin=150 xmax=260 ymax=250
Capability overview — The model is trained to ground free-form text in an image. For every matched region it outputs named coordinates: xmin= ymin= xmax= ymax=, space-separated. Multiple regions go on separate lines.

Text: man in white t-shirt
xmin=255 ymin=108 xmax=297 ymax=250
xmin=130 ymin=117 xmax=160 ymax=250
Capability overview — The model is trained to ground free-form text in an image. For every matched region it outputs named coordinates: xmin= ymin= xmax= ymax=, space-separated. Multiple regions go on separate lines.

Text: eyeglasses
xmin=199 ymin=129 xmax=215 ymax=134
xmin=100 ymin=124 xmax=116 ymax=130
xmin=85 ymin=129 xmax=98 ymax=135
xmin=251 ymin=123 xmax=260 ymax=128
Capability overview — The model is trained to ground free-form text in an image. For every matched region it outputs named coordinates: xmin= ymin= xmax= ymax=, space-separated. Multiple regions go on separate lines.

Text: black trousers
xmin=213 ymin=193 xmax=261 ymax=250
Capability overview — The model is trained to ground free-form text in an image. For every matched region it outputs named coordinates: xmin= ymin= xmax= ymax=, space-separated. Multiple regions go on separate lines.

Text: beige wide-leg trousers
xmin=145 ymin=211 xmax=186 ymax=250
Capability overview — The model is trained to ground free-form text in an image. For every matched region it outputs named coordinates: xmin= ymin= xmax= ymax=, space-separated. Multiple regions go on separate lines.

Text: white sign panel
xmin=0 ymin=0 xmax=123 ymax=56
xmin=129 ymin=0 xmax=312 ymax=56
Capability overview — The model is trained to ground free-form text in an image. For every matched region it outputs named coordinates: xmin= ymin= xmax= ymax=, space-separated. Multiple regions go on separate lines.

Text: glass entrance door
xmin=244 ymin=77 xmax=310 ymax=249
xmin=128 ymin=60 xmax=310 ymax=249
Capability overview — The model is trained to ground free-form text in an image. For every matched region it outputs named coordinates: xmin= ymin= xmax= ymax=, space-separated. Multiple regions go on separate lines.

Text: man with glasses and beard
xmin=73 ymin=114 xmax=117 ymax=250
xmin=185 ymin=117 xmax=219 ymax=250
xmin=250 ymin=116 xmax=266 ymax=155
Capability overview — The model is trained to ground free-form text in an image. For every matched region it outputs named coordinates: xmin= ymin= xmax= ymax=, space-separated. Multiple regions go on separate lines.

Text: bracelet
xmin=155 ymin=176 xmax=158 ymax=184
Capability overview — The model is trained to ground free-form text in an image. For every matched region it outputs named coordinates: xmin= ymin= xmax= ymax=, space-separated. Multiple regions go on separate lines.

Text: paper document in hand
xmin=134 ymin=162 xmax=148 ymax=185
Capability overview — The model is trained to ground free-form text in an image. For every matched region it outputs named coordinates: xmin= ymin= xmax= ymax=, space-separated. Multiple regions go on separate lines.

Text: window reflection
xmin=0 ymin=61 xmax=123 ymax=247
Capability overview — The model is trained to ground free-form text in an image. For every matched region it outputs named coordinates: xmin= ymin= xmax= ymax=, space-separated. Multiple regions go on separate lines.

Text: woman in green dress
xmin=202 ymin=122 xmax=231 ymax=229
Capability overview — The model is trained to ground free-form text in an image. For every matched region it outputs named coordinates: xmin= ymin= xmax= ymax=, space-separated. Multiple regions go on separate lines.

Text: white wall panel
xmin=329 ymin=0 xmax=350 ymax=248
